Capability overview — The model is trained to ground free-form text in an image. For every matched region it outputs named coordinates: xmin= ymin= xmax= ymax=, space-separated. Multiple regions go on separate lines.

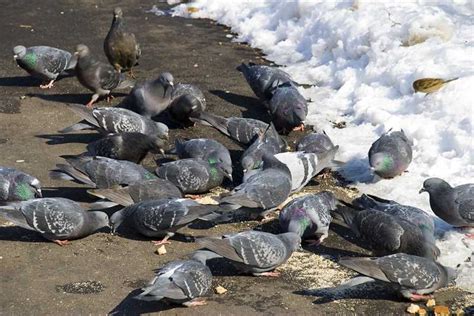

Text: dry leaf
xmin=188 ymin=7 xmax=199 ymax=13
xmin=214 ymin=285 xmax=228 ymax=294
xmin=406 ymin=304 xmax=420 ymax=314
xmin=434 ymin=305 xmax=450 ymax=316
xmin=155 ymin=245 xmax=167 ymax=255
xmin=426 ymin=299 xmax=436 ymax=308
xmin=418 ymin=308 xmax=427 ymax=316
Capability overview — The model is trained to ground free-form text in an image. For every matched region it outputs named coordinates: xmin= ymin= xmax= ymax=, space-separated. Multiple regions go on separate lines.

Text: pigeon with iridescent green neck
xmin=369 ymin=129 xmax=412 ymax=178
xmin=156 ymin=157 xmax=232 ymax=194
xmin=279 ymin=192 xmax=336 ymax=245
xmin=13 ymin=45 xmax=76 ymax=89
xmin=0 ymin=167 xmax=42 ymax=202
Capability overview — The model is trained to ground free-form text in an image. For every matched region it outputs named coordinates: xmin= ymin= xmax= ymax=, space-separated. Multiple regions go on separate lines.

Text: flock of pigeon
xmin=1 ymin=7 xmax=473 ymax=308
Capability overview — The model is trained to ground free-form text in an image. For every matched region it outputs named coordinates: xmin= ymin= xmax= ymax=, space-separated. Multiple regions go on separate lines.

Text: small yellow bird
xmin=412 ymin=77 xmax=459 ymax=94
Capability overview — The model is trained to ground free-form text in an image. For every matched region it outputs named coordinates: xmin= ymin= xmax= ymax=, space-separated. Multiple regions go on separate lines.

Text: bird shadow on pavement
xmin=327 ymin=221 xmax=373 ymax=254
xmin=0 ymin=226 xmax=47 ymax=243
xmin=26 ymin=92 xmax=128 ymax=105
xmin=209 ymin=89 xmax=271 ymax=122
xmin=109 ymin=289 xmax=180 ymax=315
xmin=0 ymin=75 xmax=42 ymax=87
xmin=36 ymin=132 xmax=101 ymax=145
xmin=42 ymin=186 xmax=96 ymax=203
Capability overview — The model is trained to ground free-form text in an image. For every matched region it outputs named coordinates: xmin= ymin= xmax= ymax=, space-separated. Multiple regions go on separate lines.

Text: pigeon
xmin=338 ymin=253 xmax=455 ymax=301
xmin=60 ymin=104 xmax=169 ymax=140
xmin=88 ymin=178 xmax=183 ymax=208
xmin=191 ymin=111 xmax=285 ymax=148
xmin=333 ymin=206 xmax=439 ymax=259
xmin=118 ymin=73 xmax=174 ymax=118
xmin=156 ymin=158 xmax=232 ymax=194
xmin=194 ymin=230 xmax=301 ymax=276
xmin=296 ymin=130 xmax=339 ymax=159
xmin=104 ymin=7 xmax=141 ymax=77
xmin=75 ymin=44 xmax=133 ymax=108
xmin=50 ymin=156 xmax=156 ymax=189
xmin=0 ymin=198 xmax=109 ymax=245
xmin=279 ymin=192 xmax=336 ymax=245
xmin=236 ymin=62 xmax=294 ymax=102
xmin=111 ymin=198 xmax=218 ymax=244
xmin=168 ymin=83 xmax=206 ymax=126
xmin=420 ymin=178 xmax=474 ymax=228
xmin=135 ymin=259 xmax=212 ymax=307
xmin=368 ymin=129 xmax=412 ymax=178
xmin=86 ymin=132 xmax=166 ymax=164
xmin=219 ymin=154 xmax=292 ymax=219
xmin=13 ymin=45 xmax=76 ymax=89
xmin=170 ymin=138 xmax=232 ymax=176
xmin=351 ymin=194 xmax=436 ymax=243
xmin=241 ymin=123 xmax=283 ymax=173
xmin=267 ymin=83 xmax=308 ymax=133
xmin=0 ymin=167 xmax=42 ymax=202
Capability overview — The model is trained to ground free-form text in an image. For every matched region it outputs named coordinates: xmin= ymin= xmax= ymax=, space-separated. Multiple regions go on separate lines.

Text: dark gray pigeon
xmin=296 ymin=130 xmax=339 ymax=159
xmin=168 ymin=83 xmax=206 ymax=126
xmin=334 ymin=207 xmax=439 ymax=259
xmin=420 ymin=178 xmax=474 ymax=228
xmin=194 ymin=230 xmax=301 ymax=276
xmin=0 ymin=198 xmax=109 ymax=245
xmin=60 ymin=104 xmax=169 ymax=140
xmin=135 ymin=259 xmax=212 ymax=307
xmin=86 ymin=132 xmax=166 ymax=164
xmin=241 ymin=123 xmax=283 ymax=173
xmin=75 ymin=44 xmax=133 ymax=108
xmin=0 ymin=167 xmax=42 ymax=202
xmin=219 ymin=154 xmax=292 ymax=219
xmin=156 ymin=158 xmax=232 ymax=194
xmin=50 ymin=156 xmax=156 ymax=189
xmin=110 ymin=198 xmax=217 ymax=244
xmin=13 ymin=45 xmax=76 ymax=89
xmin=88 ymin=178 xmax=183 ymax=208
xmin=237 ymin=62 xmax=294 ymax=101
xmin=104 ymin=7 xmax=141 ymax=77
xmin=338 ymin=253 xmax=455 ymax=301
xmin=369 ymin=129 xmax=412 ymax=178
xmin=279 ymin=192 xmax=336 ymax=245
xmin=170 ymin=138 xmax=232 ymax=176
xmin=268 ymin=83 xmax=308 ymax=133
xmin=352 ymin=194 xmax=436 ymax=243
xmin=118 ymin=72 xmax=174 ymax=118
xmin=192 ymin=111 xmax=286 ymax=148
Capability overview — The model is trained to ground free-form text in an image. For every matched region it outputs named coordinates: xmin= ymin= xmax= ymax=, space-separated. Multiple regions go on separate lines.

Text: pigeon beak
xmin=419 ymin=188 xmax=426 ymax=194
xmin=169 ymin=82 xmax=174 ymax=88
xmin=243 ymin=169 xmax=247 ymax=173
xmin=35 ymin=188 xmax=43 ymax=198
xmin=13 ymin=54 xmax=18 ymax=59
xmin=225 ymin=173 xmax=233 ymax=182
xmin=159 ymin=148 xmax=165 ymax=155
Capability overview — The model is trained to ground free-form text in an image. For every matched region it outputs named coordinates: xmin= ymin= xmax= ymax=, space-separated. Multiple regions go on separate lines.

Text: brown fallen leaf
xmin=412 ymin=77 xmax=458 ymax=94
xmin=155 ymin=245 xmax=167 ymax=255
xmin=188 ymin=7 xmax=199 ymax=13
xmin=426 ymin=298 xmax=436 ymax=308
xmin=406 ymin=303 xmax=420 ymax=314
xmin=214 ymin=285 xmax=228 ymax=295
xmin=434 ymin=305 xmax=450 ymax=316
xmin=418 ymin=307 xmax=427 ymax=316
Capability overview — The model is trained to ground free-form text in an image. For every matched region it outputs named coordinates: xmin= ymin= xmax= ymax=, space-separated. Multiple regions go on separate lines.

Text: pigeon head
xmin=149 ymin=137 xmax=166 ymax=155
xmin=286 ymin=208 xmax=312 ymax=237
xmin=277 ymin=232 xmax=302 ymax=252
xmin=89 ymin=211 xmax=110 ymax=232
xmin=15 ymin=174 xmax=42 ymax=199
xmin=241 ymin=155 xmax=258 ymax=173
xmin=419 ymin=177 xmax=451 ymax=194
xmin=13 ymin=45 xmax=26 ymax=59
xmin=75 ymin=44 xmax=90 ymax=58
xmin=158 ymin=72 xmax=174 ymax=88
xmin=370 ymin=152 xmax=394 ymax=175
xmin=207 ymin=150 xmax=233 ymax=177
xmin=113 ymin=7 xmax=123 ymax=18
xmin=291 ymin=102 xmax=307 ymax=123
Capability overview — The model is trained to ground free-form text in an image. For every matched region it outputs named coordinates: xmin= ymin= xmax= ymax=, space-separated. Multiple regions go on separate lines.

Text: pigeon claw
xmin=255 ymin=271 xmax=281 ymax=277
xmin=53 ymin=239 xmax=70 ymax=246
xmin=292 ymin=123 xmax=305 ymax=132
xmin=409 ymin=293 xmax=433 ymax=302
xmin=106 ymin=95 xmax=115 ymax=103
xmin=39 ymin=80 xmax=55 ymax=89
xmin=183 ymin=298 xmax=207 ymax=307
xmin=151 ymin=239 xmax=171 ymax=246
xmin=185 ymin=194 xmax=203 ymax=200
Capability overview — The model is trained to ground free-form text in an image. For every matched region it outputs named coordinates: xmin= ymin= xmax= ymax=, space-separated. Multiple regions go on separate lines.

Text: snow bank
xmin=170 ymin=0 xmax=474 ymax=291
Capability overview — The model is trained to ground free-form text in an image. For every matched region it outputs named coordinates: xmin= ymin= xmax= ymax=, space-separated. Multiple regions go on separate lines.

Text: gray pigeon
xmin=334 ymin=207 xmax=439 ymax=259
xmin=88 ymin=178 xmax=183 ymax=208
xmin=50 ymin=156 xmax=156 ymax=189
xmin=86 ymin=132 xmax=166 ymax=164
xmin=60 ymin=104 xmax=169 ymax=140
xmin=110 ymin=198 xmax=217 ymax=244
xmin=352 ymin=194 xmax=436 ymax=243
xmin=369 ymin=129 xmax=412 ymax=178
xmin=135 ymin=259 xmax=212 ymax=307
xmin=104 ymin=7 xmax=141 ymax=77
xmin=236 ymin=62 xmax=294 ymax=101
xmin=194 ymin=230 xmax=301 ymax=276
xmin=241 ymin=123 xmax=283 ymax=173
xmin=168 ymin=83 xmax=206 ymax=126
xmin=192 ymin=111 xmax=285 ymax=148
xmin=219 ymin=154 xmax=292 ymax=219
xmin=420 ymin=178 xmax=474 ymax=228
xmin=296 ymin=130 xmax=339 ymax=159
xmin=118 ymin=73 xmax=174 ymax=118
xmin=156 ymin=158 xmax=232 ymax=194
xmin=170 ymin=138 xmax=232 ymax=176
xmin=279 ymin=192 xmax=336 ymax=245
xmin=338 ymin=253 xmax=455 ymax=301
xmin=0 ymin=198 xmax=109 ymax=245
xmin=0 ymin=167 xmax=42 ymax=202
xmin=75 ymin=44 xmax=133 ymax=108
xmin=13 ymin=45 xmax=76 ymax=89
xmin=268 ymin=83 xmax=308 ymax=133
